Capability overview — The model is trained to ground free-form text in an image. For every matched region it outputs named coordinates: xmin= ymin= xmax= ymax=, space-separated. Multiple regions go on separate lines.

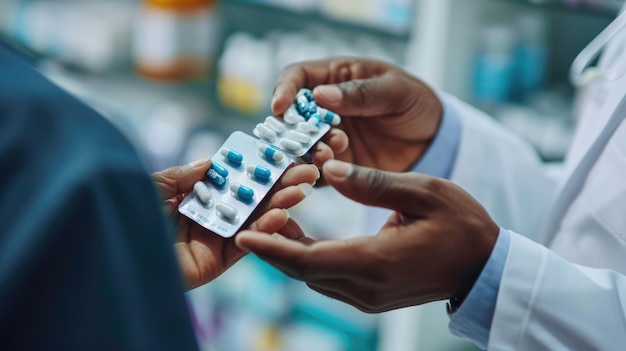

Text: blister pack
xmin=178 ymin=89 xmax=341 ymax=238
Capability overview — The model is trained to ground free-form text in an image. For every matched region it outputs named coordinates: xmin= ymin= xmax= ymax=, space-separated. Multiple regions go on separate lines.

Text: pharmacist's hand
xmin=152 ymin=158 xmax=319 ymax=290
xmin=272 ymin=58 xmax=443 ymax=172
xmin=236 ymin=160 xmax=499 ymax=312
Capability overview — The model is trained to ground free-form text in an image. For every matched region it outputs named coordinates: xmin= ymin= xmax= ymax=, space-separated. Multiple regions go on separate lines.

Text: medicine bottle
xmin=133 ymin=0 xmax=219 ymax=81
xmin=473 ymin=24 xmax=516 ymax=106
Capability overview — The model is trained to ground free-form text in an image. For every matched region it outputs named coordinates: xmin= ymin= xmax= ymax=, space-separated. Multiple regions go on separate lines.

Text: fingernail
xmin=309 ymin=164 xmax=321 ymax=181
xmin=324 ymin=160 xmax=352 ymax=178
xmin=189 ymin=157 xmax=211 ymax=168
xmin=297 ymin=183 xmax=313 ymax=197
xmin=315 ymin=85 xmax=343 ymax=104
xmin=282 ymin=209 xmax=290 ymax=219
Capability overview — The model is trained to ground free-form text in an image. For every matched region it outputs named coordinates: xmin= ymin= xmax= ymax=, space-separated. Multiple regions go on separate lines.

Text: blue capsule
xmin=206 ymin=168 xmax=227 ymax=190
xmin=210 ymin=162 xmax=229 ymax=178
xmin=247 ymin=165 xmax=271 ymax=183
xmin=296 ymin=101 xmax=308 ymax=116
xmin=303 ymin=90 xmax=314 ymax=102
xmin=296 ymin=95 xmax=309 ymax=105
xmin=220 ymin=148 xmax=243 ymax=167
xmin=318 ymin=108 xmax=341 ymax=126
xmin=230 ymin=183 xmax=255 ymax=203
xmin=258 ymin=144 xmax=284 ymax=163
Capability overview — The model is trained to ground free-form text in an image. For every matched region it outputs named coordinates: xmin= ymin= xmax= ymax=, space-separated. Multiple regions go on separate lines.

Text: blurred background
xmin=0 ymin=0 xmax=622 ymax=350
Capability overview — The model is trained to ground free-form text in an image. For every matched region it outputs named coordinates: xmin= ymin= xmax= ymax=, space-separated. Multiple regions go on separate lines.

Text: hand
xmin=272 ymin=58 xmax=443 ymax=173
xmin=236 ymin=160 xmax=499 ymax=313
xmin=152 ymin=158 xmax=320 ymax=290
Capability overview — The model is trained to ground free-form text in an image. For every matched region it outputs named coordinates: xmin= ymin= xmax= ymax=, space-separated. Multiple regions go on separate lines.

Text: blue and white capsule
xmin=230 ymin=183 xmax=255 ymax=203
xmin=247 ymin=165 xmax=272 ymax=183
xmin=258 ymin=144 xmax=284 ymax=163
xmin=210 ymin=162 xmax=229 ymax=178
xmin=220 ymin=148 xmax=243 ymax=167
xmin=206 ymin=168 xmax=227 ymax=190
xmin=318 ymin=108 xmax=341 ymax=126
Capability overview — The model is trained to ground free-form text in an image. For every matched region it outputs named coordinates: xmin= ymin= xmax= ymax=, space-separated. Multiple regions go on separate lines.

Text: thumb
xmin=152 ymin=157 xmax=212 ymax=199
xmin=322 ymin=160 xmax=434 ymax=216
xmin=313 ymin=74 xmax=408 ymax=117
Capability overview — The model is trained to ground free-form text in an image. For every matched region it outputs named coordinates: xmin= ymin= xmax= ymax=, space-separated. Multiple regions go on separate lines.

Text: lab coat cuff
xmin=448 ymin=228 xmax=511 ymax=350
xmin=410 ymin=92 xmax=462 ymax=179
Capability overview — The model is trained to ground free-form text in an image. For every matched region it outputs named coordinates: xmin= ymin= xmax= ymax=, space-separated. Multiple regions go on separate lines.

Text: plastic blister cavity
xmin=179 ymin=88 xmax=341 ymax=238
xmin=178 ymin=132 xmax=293 ymax=238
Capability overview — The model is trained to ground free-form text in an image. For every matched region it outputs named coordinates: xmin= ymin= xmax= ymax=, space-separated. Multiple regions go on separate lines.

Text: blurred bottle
xmin=5 ymin=1 xmax=135 ymax=72
xmin=472 ymin=23 xmax=517 ymax=107
xmin=133 ymin=0 xmax=220 ymax=82
xmin=217 ymin=32 xmax=272 ymax=115
xmin=513 ymin=14 xmax=549 ymax=99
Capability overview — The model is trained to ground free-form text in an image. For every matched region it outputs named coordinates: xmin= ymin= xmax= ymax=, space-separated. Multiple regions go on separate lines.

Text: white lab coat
xmin=446 ymin=14 xmax=626 ymax=350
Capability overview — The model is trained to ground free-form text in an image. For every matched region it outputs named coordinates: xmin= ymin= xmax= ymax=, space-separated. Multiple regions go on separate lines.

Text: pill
xmin=193 ymin=181 xmax=212 ymax=205
xmin=301 ymin=89 xmax=314 ymax=102
xmin=307 ymin=116 xmax=320 ymax=125
xmin=258 ymin=144 xmax=284 ymax=163
xmin=220 ymin=148 xmax=243 ymax=167
xmin=308 ymin=112 xmax=321 ymax=124
xmin=284 ymin=105 xmax=305 ymax=124
xmin=297 ymin=121 xmax=319 ymax=133
xmin=206 ymin=168 xmax=227 ymax=189
xmin=287 ymin=130 xmax=312 ymax=144
xmin=230 ymin=182 xmax=255 ymax=203
xmin=253 ymin=123 xmax=277 ymax=142
xmin=280 ymin=138 xmax=302 ymax=152
xmin=210 ymin=162 xmax=229 ymax=178
xmin=247 ymin=165 xmax=272 ymax=183
xmin=216 ymin=202 xmax=238 ymax=222
xmin=296 ymin=101 xmax=308 ymax=116
xmin=318 ymin=108 xmax=341 ymax=126
xmin=296 ymin=95 xmax=308 ymax=106
xmin=265 ymin=116 xmax=285 ymax=133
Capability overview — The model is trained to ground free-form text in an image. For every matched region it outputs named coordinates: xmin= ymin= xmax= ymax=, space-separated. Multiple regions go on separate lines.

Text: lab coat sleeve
xmin=489 ymin=231 xmax=626 ymax=350
xmin=0 ymin=43 xmax=198 ymax=350
xmin=411 ymin=93 xmax=462 ymax=178
xmin=444 ymin=93 xmax=559 ymax=238
xmin=449 ymin=228 xmax=511 ymax=350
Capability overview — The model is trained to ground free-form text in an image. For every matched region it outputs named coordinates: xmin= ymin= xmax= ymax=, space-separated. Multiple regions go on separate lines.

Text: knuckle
xmin=421 ymin=176 xmax=446 ymax=198
xmin=344 ymin=80 xmax=370 ymax=109
xmin=362 ymin=168 xmax=389 ymax=200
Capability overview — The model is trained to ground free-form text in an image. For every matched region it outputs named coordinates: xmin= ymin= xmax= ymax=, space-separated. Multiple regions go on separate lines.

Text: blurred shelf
xmin=496 ymin=0 xmax=621 ymax=18
xmin=222 ymin=0 xmax=412 ymax=41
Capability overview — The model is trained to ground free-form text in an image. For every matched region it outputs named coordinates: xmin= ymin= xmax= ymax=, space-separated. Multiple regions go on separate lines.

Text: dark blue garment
xmin=0 ymin=43 xmax=198 ymax=350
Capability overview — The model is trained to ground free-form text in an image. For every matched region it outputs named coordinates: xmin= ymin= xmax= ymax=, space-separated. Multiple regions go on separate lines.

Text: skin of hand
xmin=272 ymin=58 xmax=444 ymax=173
xmin=236 ymin=160 xmax=499 ymax=313
xmin=152 ymin=158 xmax=320 ymax=290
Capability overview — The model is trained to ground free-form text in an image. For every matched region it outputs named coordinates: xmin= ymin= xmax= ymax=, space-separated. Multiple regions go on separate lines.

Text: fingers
xmin=272 ymin=60 xmax=333 ymax=115
xmin=322 ymin=160 xmax=438 ymax=216
xmin=272 ymin=58 xmax=392 ymax=115
xmin=236 ymin=232 xmax=367 ymax=281
xmin=261 ymin=184 xmax=313 ymax=214
xmin=248 ymin=208 xmax=291 ymax=234
xmin=313 ymin=73 xmax=410 ymax=117
xmin=277 ymin=164 xmax=320 ymax=188
xmin=152 ymin=158 xmax=212 ymax=199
